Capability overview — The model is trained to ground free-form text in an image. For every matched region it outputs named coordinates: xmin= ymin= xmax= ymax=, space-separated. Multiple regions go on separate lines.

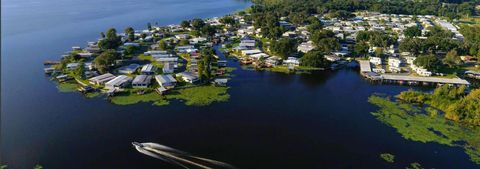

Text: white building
xmin=297 ymin=41 xmax=315 ymax=53
xmin=105 ymin=75 xmax=132 ymax=89
xmin=369 ymin=57 xmax=382 ymax=65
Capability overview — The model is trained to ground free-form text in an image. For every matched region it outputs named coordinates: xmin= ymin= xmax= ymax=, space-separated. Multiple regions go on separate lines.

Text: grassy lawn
xmin=166 ymin=85 xmax=230 ymax=106
xmin=57 ymin=81 xmax=78 ymax=92
xmin=110 ymin=90 xmax=169 ymax=106
xmin=138 ymin=54 xmax=153 ymax=61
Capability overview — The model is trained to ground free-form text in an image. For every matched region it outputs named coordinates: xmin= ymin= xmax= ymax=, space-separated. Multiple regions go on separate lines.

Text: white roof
xmin=155 ymin=74 xmax=177 ymax=84
xmin=105 ymin=75 xmax=132 ymax=86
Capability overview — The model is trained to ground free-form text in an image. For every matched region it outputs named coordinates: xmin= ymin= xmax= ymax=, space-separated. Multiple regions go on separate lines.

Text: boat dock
xmin=381 ymin=74 xmax=470 ymax=86
xmin=359 ymin=60 xmax=372 ymax=73
xmin=357 ymin=60 xmax=470 ymax=86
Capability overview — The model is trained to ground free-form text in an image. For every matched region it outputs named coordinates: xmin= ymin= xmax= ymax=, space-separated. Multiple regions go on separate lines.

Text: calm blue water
xmin=1 ymin=0 xmax=479 ymax=169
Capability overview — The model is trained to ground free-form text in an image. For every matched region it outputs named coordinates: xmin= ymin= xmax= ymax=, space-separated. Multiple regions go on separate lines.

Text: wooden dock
xmin=357 ymin=60 xmax=470 ymax=86
xmin=381 ymin=74 xmax=470 ymax=86
xmin=359 ymin=60 xmax=372 ymax=73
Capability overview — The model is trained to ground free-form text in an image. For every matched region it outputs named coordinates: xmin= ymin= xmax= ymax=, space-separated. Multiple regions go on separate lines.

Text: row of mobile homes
xmin=132 ymin=75 xmax=152 ymax=88
xmin=155 ymin=75 xmax=177 ymax=89
xmin=177 ymin=72 xmax=199 ymax=83
xmin=105 ymin=75 xmax=132 ymax=89
xmin=141 ymin=64 xmax=157 ymax=75
xmin=118 ymin=64 xmax=140 ymax=74
xmin=89 ymin=73 xmax=116 ymax=85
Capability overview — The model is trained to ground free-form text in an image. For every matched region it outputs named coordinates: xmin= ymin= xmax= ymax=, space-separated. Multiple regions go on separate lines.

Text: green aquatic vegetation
xmin=57 ymin=82 xmax=78 ymax=92
xmin=167 ymin=85 xmax=230 ymax=106
xmin=110 ymin=90 xmax=168 ymax=106
xmin=380 ymin=153 xmax=395 ymax=163
xmin=405 ymin=162 xmax=423 ymax=169
xmin=369 ymin=95 xmax=480 ymax=165
xmin=85 ymin=92 xmax=102 ymax=98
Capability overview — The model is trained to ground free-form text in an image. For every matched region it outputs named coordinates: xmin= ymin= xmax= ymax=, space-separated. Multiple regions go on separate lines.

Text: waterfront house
xmin=78 ymin=52 xmax=93 ymax=58
xmin=66 ymin=63 xmax=80 ymax=70
xmin=118 ymin=64 xmax=140 ymax=74
xmin=89 ymin=73 xmax=116 ymax=85
xmin=84 ymin=62 xmax=94 ymax=70
xmin=283 ymin=57 xmax=300 ymax=66
xmin=324 ymin=54 xmax=341 ymax=62
xmin=105 ymin=75 xmax=132 ymax=89
xmin=249 ymin=53 xmax=269 ymax=60
xmin=132 ymin=75 xmax=152 ymax=88
xmin=155 ymin=74 xmax=177 ymax=89
xmin=213 ymin=78 xmax=228 ymax=86
xmin=177 ymin=72 xmax=199 ymax=83
xmin=140 ymin=64 xmax=157 ymax=75
xmin=297 ymin=41 xmax=315 ymax=53
xmin=241 ymin=49 xmax=262 ymax=56
xmin=266 ymin=57 xmax=281 ymax=67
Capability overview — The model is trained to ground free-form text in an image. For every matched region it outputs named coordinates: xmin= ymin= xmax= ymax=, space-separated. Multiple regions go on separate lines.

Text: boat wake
xmin=132 ymin=142 xmax=237 ymax=169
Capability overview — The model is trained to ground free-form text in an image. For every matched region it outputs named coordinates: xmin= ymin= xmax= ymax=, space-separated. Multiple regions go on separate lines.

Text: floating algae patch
xmin=84 ymin=92 xmax=102 ymax=98
xmin=368 ymin=95 xmax=480 ymax=165
xmin=110 ymin=90 xmax=169 ymax=106
xmin=166 ymin=85 xmax=230 ymax=106
xmin=380 ymin=153 xmax=395 ymax=163
xmin=57 ymin=82 xmax=78 ymax=93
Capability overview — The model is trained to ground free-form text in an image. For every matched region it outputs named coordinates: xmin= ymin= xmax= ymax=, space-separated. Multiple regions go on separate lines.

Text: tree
xmin=414 ymin=54 xmax=441 ymax=71
xmin=181 ymin=20 xmax=190 ymax=28
xmin=179 ymin=39 xmax=189 ymax=46
xmin=100 ymin=32 xmax=105 ymax=38
xmin=300 ymin=50 xmax=330 ymax=68
xmin=201 ymin=48 xmax=214 ymax=80
xmin=316 ymin=38 xmax=340 ymax=53
xmin=34 ymin=165 xmax=43 ymax=169
xmin=270 ymin=38 xmax=298 ymax=59
xmin=354 ymin=41 xmax=369 ymax=57
xmin=158 ymin=40 xmax=168 ymax=50
xmin=446 ymin=89 xmax=480 ymax=125
xmin=399 ymin=38 xmax=423 ymax=56
xmin=197 ymin=59 xmax=205 ymax=81
xmin=374 ymin=48 xmax=383 ymax=57
xmin=311 ymin=30 xmax=339 ymax=53
xmin=201 ymin=25 xmax=216 ymax=37
xmin=93 ymin=50 xmax=118 ymax=73
xmin=191 ymin=18 xmax=205 ymax=30
xmin=219 ymin=16 xmax=236 ymax=26
xmin=443 ymin=50 xmax=462 ymax=68
xmin=404 ymin=26 xmax=422 ymax=38
xmin=124 ymin=27 xmax=135 ymax=42
xmin=147 ymin=22 xmax=152 ymax=30
xmin=123 ymin=45 xmax=138 ymax=56
xmin=73 ymin=62 xmax=85 ymax=79
xmin=98 ymin=28 xmax=122 ymax=50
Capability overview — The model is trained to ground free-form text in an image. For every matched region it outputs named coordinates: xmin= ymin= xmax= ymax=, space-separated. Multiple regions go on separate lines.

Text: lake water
xmin=1 ymin=0 xmax=479 ymax=169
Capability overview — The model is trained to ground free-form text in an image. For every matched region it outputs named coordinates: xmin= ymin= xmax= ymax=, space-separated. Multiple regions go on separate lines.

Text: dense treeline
xmin=253 ymin=0 xmax=478 ymax=19
xmin=398 ymin=86 xmax=480 ymax=126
